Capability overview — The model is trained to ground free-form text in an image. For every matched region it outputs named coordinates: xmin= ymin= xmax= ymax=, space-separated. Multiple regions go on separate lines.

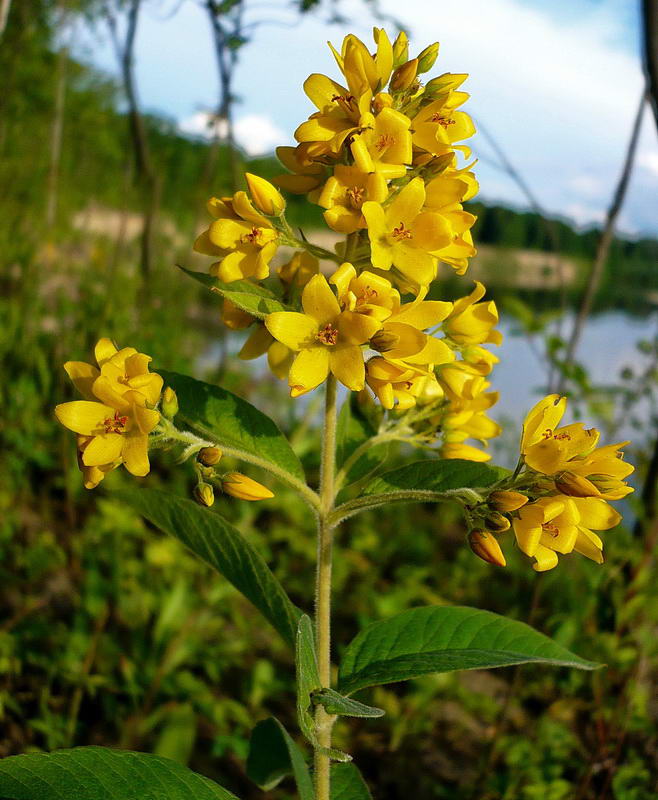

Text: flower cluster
xmin=55 ymin=339 xmax=275 ymax=503
xmin=54 ymin=339 xmax=163 ymax=488
xmin=193 ymin=29 xmax=502 ymax=462
xmin=467 ymin=395 xmax=634 ymax=572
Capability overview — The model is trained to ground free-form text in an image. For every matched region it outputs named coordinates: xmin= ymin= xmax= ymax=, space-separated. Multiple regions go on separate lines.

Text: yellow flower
xmin=512 ymin=495 xmax=621 ymax=572
xmin=194 ymin=192 xmax=278 ymax=283
xmin=423 ymin=172 xmax=478 ymax=274
xmin=265 ymin=274 xmax=381 ymax=396
xmin=330 ymin=263 xmax=400 ymax=322
xmin=441 ymin=442 xmax=492 ymax=462
xmin=56 ymin=393 xmax=160 ymax=478
xmin=55 ymin=339 xmax=162 ymax=484
xmin=294 ymin=72 xmax=370 ymax=153
xmin=520 ymin=396 xmax=634 ymax=493
xmin=365 ymin=357 xmax=434 ymax=410
xmin=442 ymin=282 xmax=502 ymax=346
xmin=362 ymin=177 xmax=453 ymax=289
xmin=411 ymin=79 xmax=476 ymax=156
xmin=318 ymin=165 xmax=388 ymax=233
xmin=328 ymin=29 xmax=393 ymax=98
xmin=350 ymin=109 xmax=413 ymax=179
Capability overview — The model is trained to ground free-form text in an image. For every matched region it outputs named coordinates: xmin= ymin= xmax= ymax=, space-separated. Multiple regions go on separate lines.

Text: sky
xmin=74 ymin=0 xmax=658 ymax=236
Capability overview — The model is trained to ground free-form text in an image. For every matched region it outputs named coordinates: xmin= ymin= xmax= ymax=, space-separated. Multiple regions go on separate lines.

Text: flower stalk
xmin=314 ymin=374 xmax=338 ymax=800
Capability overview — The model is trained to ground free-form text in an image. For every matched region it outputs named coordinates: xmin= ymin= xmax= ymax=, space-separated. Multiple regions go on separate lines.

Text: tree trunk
xmin=559 ymin=91 xmax=646 ymax=389
xmin=643 ymin=0 xmax=658 ymax=129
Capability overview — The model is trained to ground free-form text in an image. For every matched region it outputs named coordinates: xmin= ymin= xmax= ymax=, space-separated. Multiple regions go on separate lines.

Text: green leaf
xmin=337 ymin=606 xmax=601 ymax=696
xmin=0 ymin=746 xmax=237 ymax=800
xmin=295 ymin=616 xmax=351 ymax=763
xmin=331 ymin=763 xmax=372 ymax=800
xmin=160 ymin=371 xmax=305 ymax=483
xmin=179 ymin=266 xmax=292 ymax=318
xmin=246 ymin=718 xmax=313 ymax=799
xmin=312 ymin=688 xmax=384 ymax=719
xmin=118 ymin=489 xmax=301 ymax=647
xmin=361 ymin=459 xmax=508 ymax=498
xmin=295 ymin=614 xmax=321 ymax=746
xmin=336 ymin=396 xmax=387 ymax=490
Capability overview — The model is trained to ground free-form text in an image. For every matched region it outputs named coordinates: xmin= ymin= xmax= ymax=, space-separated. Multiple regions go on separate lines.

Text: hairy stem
xmin=314 ymin=374 xmax=338 ymax=800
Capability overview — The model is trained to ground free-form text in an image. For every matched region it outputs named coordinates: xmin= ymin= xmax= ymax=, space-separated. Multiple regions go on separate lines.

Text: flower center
xmin=316 ymin=324 xmax=339 ymax=346
xmin=392 ymin=221 xmax=413 ymax=241
xmin=375 ymin=134 xmax=396 ymax=153
xmin=104 ymin=411 xmax=128 ymax=435
xmin=431 ymin=113 xmax=456 ymax=128
xmin=241 ymin=227 xmax=262 ymax=246
xmin=541 ymin=522 xmax=560 ymax=538
xmin=346 ymin=186 xmax=365 ymax=209
xmin=356 ymin=286 xmax=378 ymax=307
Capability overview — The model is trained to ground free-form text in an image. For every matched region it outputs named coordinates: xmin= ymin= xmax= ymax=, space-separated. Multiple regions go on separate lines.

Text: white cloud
xmin=638 ymin=148 xmax=658 ymax=178
xmin=178 ymin=111 xmax=286 ymax=156
xmin=565 ymin=202 xmax=605 ymax=227
xmin=233 ymin=114 xmax=287 ymax=156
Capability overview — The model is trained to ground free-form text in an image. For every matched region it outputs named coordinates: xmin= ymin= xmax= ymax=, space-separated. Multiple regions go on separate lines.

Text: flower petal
xmin=302 ymin=274 xmax=341 ymax=325
xmin=122 ymin=433 xmax=150 ymax=476
xmin=55 ymin=401 xmax=114 ymax=435
xmin=266 ymin=312 xmax=318 ymax=350
xmin=289 ymin=347 xmax=330 ymax=394
xmin=387 ymin=177 xmax=425 ymax=225
xmin=64 ymin=361 xmax=100 ymax=401
xmin=330 ymin=345 xmax=365 ymax=391
xmin=82 ymin=433 xmax=124 ymax=466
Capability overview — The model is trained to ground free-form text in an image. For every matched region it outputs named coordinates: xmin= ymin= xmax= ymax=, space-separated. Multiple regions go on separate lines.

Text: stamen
xmin=103 ymin=411 xmax=128 ymax=435
xmin=541 ymin=522 xmax=559 ymax=537
xmin=375 ymin=134 xmax=395 ymax=153
xmin=392 ymin=221 xmax=413 ymax=240
xmin=241 ymin=227 xmax=262 ymax=245
xmin=316 ymin=324 xmax=339 ymax=346
xmin=431 ymin=113 xmax=456 ymax=128
xmin=346 ymin=186 xmax=365 ymax=209
xmin=331 ymin=93 xmax=356 ymax=112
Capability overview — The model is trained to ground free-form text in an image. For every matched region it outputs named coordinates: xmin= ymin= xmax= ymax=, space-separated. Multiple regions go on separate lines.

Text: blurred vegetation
xmin=2 ymin=1 xmax=658 ymax=799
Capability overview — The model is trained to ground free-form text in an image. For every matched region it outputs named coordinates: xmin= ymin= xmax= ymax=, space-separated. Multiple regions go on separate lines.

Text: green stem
xmin=329 ymin=487 xmax=486 ymax=526
xmin=314 ymin=375 xmax=338 ymax=800
xmin=151 ymin=418 xmax=321 ymax=513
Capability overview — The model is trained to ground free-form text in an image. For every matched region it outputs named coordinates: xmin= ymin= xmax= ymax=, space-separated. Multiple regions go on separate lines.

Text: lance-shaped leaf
xmin=362 ymin=459 xmax=508 ymax=498
xmin=159 ymin=371 xmax=305 ymax=484
xmin=0 ymin=747 xmax=238 ymax=800
xmin=246 ymin=717 xmax=313 ymax=800
xmin=119 ymin=489 xmax=301 ymax=647
xmin=295 ymin=616 xmax=351 ymax=762
xmin=312 ymin=688 xmax=384 ymax=719
xmin=337 ymin=606 xmax=601 ymax=696
xmin=331 ymin=763 xmax=373 ymax=800
xmin=179 ymin=266 xmax=292 ymax=318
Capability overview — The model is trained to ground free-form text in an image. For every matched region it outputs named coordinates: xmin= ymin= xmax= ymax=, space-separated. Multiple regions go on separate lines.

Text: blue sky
xmin=75 ymin=0 xmax=658 ymax=236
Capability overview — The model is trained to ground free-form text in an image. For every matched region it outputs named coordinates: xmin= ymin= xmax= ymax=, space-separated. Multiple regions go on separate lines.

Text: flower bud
xmin=587 ymin=474 xmax=634 ymax=500
xmin=468 ymin=530 xmax=506 ymax=567
xmin=373 ymin=92 xmax=393 ymax=113
xmin=488 ymin=490 xmax=528 ymax=512
xmin=370 ymin=329 xmax=400 ymax=353
xmin=392 ymin=31 xmax=409 ymax=67
xmin=222 ymin=472 xmax=274 ymax=501
xmin=194 ymin=482 xmax=215 ymax=508
xmin=390 ymin=58 xmax=418 ymax=92
xmin=198 ymin=446 xmax=222 ymax=467
xmin=555 ymin=472 xmax=600 ymax=498
xmin=416 ymin=42 xmax=439 ymax=74
xmin=483 ymin=511 xmax=511 ymax=533
xmin=161 ymin=387 xmax=178 ymax=419
xmin=245 ymin=173 xmax=286 ymax=216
